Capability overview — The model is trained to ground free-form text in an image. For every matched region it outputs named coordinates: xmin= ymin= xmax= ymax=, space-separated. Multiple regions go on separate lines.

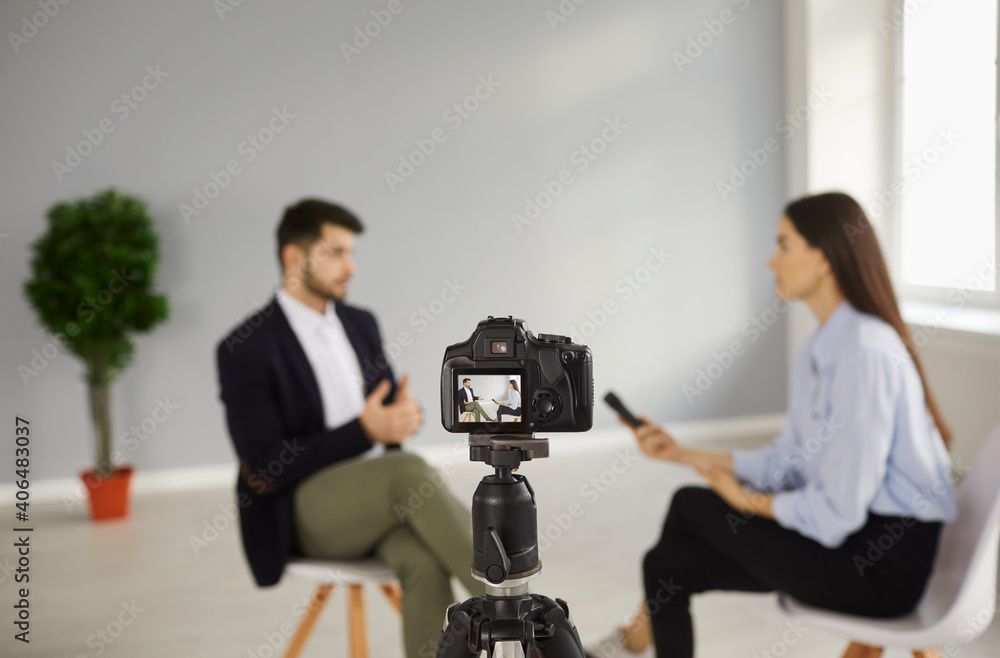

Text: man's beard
xmin=303 ymin=268 xmax=346 ymax=302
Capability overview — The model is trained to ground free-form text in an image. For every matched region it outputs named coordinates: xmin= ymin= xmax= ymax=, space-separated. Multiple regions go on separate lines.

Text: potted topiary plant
xmin=24 ymin=188 xmax=169 ymax=521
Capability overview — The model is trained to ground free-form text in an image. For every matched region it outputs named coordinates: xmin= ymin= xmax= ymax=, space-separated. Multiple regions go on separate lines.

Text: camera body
xmin=441 ymin=316 xmax=593 ymax=434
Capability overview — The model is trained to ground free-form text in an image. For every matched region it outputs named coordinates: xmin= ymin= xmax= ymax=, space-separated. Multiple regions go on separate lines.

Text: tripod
xmin=435 ymin=433 xmax=587 ymax=658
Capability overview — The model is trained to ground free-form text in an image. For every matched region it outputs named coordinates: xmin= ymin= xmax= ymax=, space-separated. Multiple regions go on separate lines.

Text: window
xmin=897 ymin=0 xmax=998 ymax=304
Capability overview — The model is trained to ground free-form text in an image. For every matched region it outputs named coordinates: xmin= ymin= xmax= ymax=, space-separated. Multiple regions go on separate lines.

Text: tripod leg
xmin=532 ymin=596 xmax=586 ymax=658
xmin=435 ymin=601 xmax=481 ymax=658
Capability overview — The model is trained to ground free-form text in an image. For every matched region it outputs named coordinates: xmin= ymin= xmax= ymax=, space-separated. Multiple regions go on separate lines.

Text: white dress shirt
xmin=276 ymin=290 xmax=383 ymax=460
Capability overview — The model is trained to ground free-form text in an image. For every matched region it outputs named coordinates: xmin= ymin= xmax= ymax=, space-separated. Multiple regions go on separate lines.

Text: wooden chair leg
xmin=348 ymin=584 xmax=368 ymax=658
xmin=283 ymin=583 xmax=334 ymax=658
xmin=842 ymin=642 xmax=884 ymax=658
xmin=912 ymin=651 xmax=942 ymax=658
xmin=379 ymin=582 xmax=404 ymax=614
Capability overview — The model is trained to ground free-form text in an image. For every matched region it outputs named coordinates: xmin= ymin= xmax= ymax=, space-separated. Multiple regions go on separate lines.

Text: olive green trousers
xmin=293 ymin=450 xmax=481 ymax=658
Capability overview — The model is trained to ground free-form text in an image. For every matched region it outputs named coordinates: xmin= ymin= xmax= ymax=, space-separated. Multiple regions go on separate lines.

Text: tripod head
xmin=434 ymin=434 xmax=586 ymax=657
xmin=468 ymin=433 xmax=548 ymax=588
xmin=469 ymin=432 xmax=548 ymax=471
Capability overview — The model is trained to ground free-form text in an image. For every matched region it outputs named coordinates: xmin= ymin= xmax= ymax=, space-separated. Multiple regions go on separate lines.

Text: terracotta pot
xmin=80 ymin=466 xmax=134 ymax=521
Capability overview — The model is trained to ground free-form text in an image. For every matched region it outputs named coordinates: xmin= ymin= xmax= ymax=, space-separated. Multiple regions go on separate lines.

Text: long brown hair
xmin=784 ymin=192 xmax=952 ymax=449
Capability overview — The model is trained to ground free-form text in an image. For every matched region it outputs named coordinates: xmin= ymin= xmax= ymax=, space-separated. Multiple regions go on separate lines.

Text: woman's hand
xmin=696 ymin=462 xmax=774 ymax=519
xmin=696 ymin=462 xmax=744 ymax=507
xmin=623 ymin=416 xmax=680 ymax=462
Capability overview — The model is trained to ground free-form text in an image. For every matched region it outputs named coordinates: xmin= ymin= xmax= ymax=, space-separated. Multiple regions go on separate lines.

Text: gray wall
xmin=0 ymin=0 xmax=787 ymax=482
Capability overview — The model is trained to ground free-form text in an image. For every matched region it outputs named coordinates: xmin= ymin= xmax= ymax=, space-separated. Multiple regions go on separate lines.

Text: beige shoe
xmin=585 ymin=627 xmax=654 ymax=658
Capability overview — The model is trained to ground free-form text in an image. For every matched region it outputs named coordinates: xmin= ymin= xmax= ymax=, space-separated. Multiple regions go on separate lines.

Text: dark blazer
xmin=215 ymin=296 xmax=395 ymax=587
xmin=457 ymin=387 xmax=477 ymax=412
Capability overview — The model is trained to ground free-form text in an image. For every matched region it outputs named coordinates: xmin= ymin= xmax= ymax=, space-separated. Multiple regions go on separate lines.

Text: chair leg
xmin=912 ymin=651 xmax=942 ymax=658
xmin=283 ymin=583 xmax=334 ymax=658
xmin=348 ymin=584 xmax=368 ymax=658
xmin=842 ymin=642 xmax=884 ymax=658
xmin=379 ymin=582 xmax=404 ymax=614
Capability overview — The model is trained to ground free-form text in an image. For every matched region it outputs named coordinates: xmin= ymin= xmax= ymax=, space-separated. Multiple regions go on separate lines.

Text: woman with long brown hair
xmin=494 ymin=378 xmax=522 ymax=422
xmin=596 ymin=192 xmax=956 ymax=658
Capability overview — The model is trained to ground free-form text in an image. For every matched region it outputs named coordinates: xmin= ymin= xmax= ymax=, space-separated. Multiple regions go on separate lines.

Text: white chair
xmin=282 ymin=557 xmax=402 ymax=658
xmin=779 ymin=423 xmax=1000 ymax=657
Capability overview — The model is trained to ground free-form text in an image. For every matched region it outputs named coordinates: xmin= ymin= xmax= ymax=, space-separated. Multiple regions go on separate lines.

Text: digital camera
xmin=441 ymin=316 xmax=593 ymax=434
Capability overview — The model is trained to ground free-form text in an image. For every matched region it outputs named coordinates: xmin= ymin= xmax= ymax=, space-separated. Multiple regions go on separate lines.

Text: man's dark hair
xmin=463 ymin=378 xmax=471 ymax=384
xmin=276 ymin=198 xmax=364 ymax=268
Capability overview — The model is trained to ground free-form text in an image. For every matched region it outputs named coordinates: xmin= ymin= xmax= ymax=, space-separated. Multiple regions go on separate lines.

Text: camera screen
xmin=456 ymin=373 xmax=524 ymax=427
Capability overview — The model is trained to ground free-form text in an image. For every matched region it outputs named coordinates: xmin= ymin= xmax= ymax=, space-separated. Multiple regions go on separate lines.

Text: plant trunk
xmin=87 ymin=374 xmax=113 ymax=477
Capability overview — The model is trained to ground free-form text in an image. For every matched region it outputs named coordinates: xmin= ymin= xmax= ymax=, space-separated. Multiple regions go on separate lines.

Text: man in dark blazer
xmin=457 ymin=378 xmax=493 ymax=422
xmin=216 ymin=199 xmax=480 ymax=658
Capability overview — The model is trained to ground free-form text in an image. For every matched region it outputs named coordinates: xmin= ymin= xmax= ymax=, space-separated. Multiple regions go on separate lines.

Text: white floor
xmin=2 ymin=434 xmax=998 ymax=658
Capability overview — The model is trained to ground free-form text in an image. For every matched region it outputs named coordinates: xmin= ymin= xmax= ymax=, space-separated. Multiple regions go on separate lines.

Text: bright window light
xmin=901 ymin=0 xmax=997 ymax=292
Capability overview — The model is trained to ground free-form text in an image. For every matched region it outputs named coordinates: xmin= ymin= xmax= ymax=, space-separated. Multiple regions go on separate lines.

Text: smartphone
xmin=603 ymin=391 xmax=643 ymax=428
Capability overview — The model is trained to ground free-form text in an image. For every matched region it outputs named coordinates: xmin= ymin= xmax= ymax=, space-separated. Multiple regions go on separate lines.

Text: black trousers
xmin=497 ymin=406 xmax=520 ymax=421
xmin=643 ymin=487 xmax=942 ymax=658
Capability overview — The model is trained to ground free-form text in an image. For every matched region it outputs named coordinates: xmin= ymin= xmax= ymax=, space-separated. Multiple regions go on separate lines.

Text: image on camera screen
xmin=456 ymin=373 xmax=523 ymax=426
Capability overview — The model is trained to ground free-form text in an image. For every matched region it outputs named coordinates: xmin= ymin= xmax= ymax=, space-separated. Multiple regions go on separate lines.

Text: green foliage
xmin=24 ymin=188 xmax=169 ymax=385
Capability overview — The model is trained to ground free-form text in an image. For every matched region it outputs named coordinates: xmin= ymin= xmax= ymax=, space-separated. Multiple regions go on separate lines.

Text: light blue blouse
xmin=732 ymin=300 xmax=956 ymax=548
xmin=506 ymin=389 xmax=521 ymax=410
